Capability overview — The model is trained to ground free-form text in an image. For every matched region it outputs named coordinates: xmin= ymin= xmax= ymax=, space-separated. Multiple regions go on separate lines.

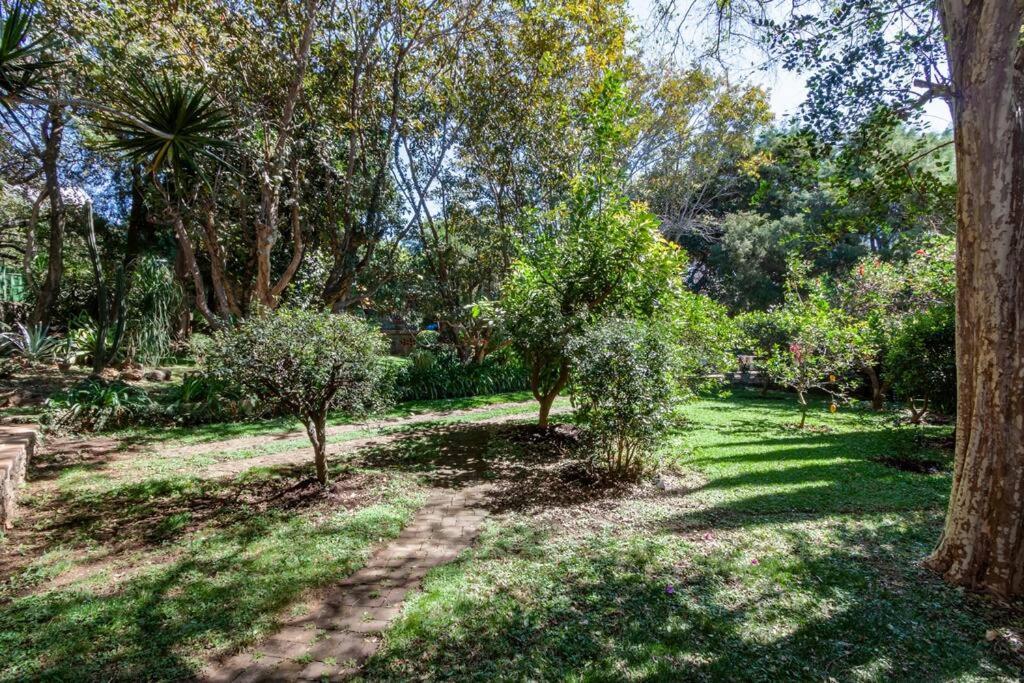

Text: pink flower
xmin=750 ymin=558 xmax=760 ymax=566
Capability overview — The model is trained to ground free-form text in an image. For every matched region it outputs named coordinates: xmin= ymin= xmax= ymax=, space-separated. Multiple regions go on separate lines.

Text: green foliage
xmin=164 ymin=371 xmax=256 ymax=425
xmin=886 ymin=305 xmax=956 ymax=416
xmin=762 ymin=264 xmax=862 ymax=427
xmin=569 ymin=318 xmax=674 ymax=480
xmin=207 ymin=308 xmax=387 ymax=483
xmin=97 ymin=75 xmax=233 ymax=181
xmin=207 ymin=309 xmax=387 ymax=420
xmin=1 ymin=322 xmax=57 ymax=362
xmin=661 ymin=288 xmax=736 ymax=395
xmin=394 ymin=347 xmax=529 ymax=402
xmin=122 ymin=256 xmax=181 ymax=365
xmin=43 ymin=379 xmax=152 ymax=432
xmin=502 ymin=73 xmax=688 ymax=423
xmin=0 ymin=2 xmax=56 ymax=109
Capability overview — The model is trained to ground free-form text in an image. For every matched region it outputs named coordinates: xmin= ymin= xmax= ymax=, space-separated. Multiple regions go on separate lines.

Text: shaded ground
xmin=364 ymin=391 xmax=1023 ymax=682
xmin=2 ymin=390 xmax=1022 ymax=681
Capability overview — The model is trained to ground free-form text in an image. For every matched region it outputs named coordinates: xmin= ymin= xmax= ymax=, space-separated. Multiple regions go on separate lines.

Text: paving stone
xmin=255 ymin=635 xmax=312 ymax=659
xmin=201 ymin=485 xmax=489 ymax=682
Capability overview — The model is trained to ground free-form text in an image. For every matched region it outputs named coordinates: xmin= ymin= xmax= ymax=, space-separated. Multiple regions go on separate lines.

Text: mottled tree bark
xmin=926 ymin=0 xmax=1024 ymax=598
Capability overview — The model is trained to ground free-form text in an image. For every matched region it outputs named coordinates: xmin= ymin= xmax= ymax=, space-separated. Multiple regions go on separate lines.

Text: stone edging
xmin=0 ymin=425 xmax=38 ymax=529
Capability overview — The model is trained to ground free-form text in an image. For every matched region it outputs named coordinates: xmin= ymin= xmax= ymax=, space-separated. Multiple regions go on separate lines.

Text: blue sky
xmin=626 ymin=0 xmax=952 ymax=131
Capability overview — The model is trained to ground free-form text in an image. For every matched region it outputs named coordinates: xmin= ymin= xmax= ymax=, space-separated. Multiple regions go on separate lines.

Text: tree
xmin=98 ymin=76 xmax=234 ymax=328
xmin=502 ymin=74 xmax=687 ymax=427
xmin=763 ymin=264 xmax=861 ymax=428
xmin=658 ymin=0 xmax=1024 ymax=596
xmin=831 ymin=237 xmax=955 ymax=409
xmin=207 ymin=308 xmax=386 ymax=486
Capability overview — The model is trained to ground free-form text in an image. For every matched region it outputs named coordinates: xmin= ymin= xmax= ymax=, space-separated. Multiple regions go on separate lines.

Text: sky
xmin=626 ymin=0 xmax=953 ymax=132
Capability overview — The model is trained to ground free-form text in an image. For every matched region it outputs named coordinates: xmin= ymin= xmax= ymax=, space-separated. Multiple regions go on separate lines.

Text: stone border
xmin=0 ymin=425 xmax=38 ymax=529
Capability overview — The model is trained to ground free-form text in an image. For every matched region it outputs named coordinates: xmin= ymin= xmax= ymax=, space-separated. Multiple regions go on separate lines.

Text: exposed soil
xmin=873 ymin=455 xmax=949 ymax=474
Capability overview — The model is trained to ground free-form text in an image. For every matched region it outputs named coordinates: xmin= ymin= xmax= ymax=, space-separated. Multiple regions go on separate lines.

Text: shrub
xmin=886 ymin=304 xmax=956 ymax=422
xmin=394 ymin=345 xmax=529 ymax=401
xmin=568 ymin=318 xmax=674 ymax=481
xmin=164 ymin=371 xmax=258 ymax=425
xmin=207 ymin=309 xmax=387 ymax=485
xmin=43 ymin=379 xmax=152 ymax=433
xmin=1 ymin=323 xmax=57 ymax=363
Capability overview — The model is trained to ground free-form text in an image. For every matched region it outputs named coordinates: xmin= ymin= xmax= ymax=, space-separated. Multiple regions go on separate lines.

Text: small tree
xmin=764 ymin=265 xmax=861 ymax=428
xmin=569 ymin=318 xmax=674 ymax=480
xmin=207 ymin=309 xmax=386 ymax=486
xmin=501 ymin=74 xmax=685 ymax=427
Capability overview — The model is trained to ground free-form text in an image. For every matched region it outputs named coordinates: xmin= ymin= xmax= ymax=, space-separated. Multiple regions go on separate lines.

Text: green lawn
xmin=0 ymin=463 xmax=425 ymax=681
xmin=3 ymin=390 xmax=1020 ymax=681
xmin=112 ymin=390 xmax=537 ymax=448
xmin=366 ymin=390 xmax=1023 ymax=681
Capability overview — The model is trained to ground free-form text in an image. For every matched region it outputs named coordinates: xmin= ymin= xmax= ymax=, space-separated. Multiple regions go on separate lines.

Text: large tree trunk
xmin=926 ymin=0 xmax=1024 ymax=598
xmin=30 ymin=104 xmax=65 ymax=327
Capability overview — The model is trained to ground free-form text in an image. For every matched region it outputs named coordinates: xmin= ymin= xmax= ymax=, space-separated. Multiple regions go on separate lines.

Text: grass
xmin=111 ymin=390 xmax=537 ymax=447
xmin=4 ymin=389 xmax=1021 ymax=681
xmin=365 ymin=389 xmax=1023 ymax=681
xmin=0 ymin=463 xmax=425 ymax=681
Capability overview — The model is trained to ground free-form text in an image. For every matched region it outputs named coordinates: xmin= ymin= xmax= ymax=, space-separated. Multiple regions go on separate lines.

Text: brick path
xmin=202 ymin=486 xmax=490 ymax=682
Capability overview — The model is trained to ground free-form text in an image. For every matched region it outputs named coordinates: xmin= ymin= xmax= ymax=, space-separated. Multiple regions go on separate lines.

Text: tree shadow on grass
xmin=366 ymin=516 xmax=1023 ymax=681
xmin=352 ymin=422 xmax=630 ymax=513
xmin=664 ymin=425 xmax=953 ymax=517
xmin=0 ymin=499 xmax=408 ymax=682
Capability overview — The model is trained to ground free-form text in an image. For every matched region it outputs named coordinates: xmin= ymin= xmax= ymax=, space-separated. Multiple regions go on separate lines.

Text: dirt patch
xmin=873 ymin=455 xmax=949 ymax=474
xmin=154 ymin=400 xmax=557 ymax=462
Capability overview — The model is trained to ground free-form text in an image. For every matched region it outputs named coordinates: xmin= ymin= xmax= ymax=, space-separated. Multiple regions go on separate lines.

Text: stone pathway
xmin=202 ymin=486 xmax=491 ymax=682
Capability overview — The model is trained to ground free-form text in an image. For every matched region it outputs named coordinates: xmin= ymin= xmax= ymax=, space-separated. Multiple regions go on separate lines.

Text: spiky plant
xmin=97 ymin=76 xmax=233 ymax=185
xmin=0 ymin=2 xmax=56 ymax=111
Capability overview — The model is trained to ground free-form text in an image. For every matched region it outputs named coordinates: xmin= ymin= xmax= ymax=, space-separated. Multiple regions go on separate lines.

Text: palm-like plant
xmin=97 ymin=76 xmax=234 ymax=184
xmin=0 ymin=2 xmax=57 ymax=111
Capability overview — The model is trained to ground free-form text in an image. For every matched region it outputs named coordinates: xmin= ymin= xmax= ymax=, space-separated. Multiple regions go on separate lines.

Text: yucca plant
xmin=0 ymin=2 xmax=57 ymax=112
xmin=2 ymin=322 xmax=57 ymax=363
xmin=97 ymin=76 xmax=234 ymax=184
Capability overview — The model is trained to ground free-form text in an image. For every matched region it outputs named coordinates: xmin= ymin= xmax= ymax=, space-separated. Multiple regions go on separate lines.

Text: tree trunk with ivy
xmin=925 ymin=0 xmax=1024 ymax=598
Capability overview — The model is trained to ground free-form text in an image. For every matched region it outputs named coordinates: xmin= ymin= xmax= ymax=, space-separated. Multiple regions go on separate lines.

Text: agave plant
xmin=97 ymin=76 xmax=234 ymax=183
xmin=0 ymin=2 xmax=57 ymax=111
xmin=2 ymin=322 xmax=58 ymax=363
